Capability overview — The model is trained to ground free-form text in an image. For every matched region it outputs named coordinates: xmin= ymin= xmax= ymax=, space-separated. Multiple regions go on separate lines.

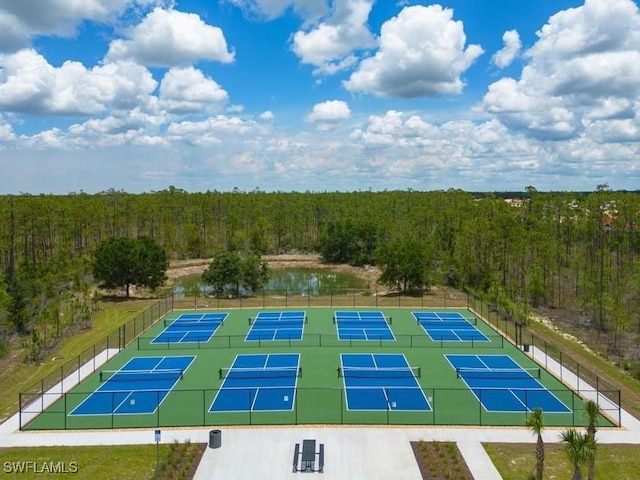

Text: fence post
xmin=544 ymin=341 xmax=548 ymax=370
xmin=431 ymin=389 xmax=435 ymax=425
xmin=618 ymin=390 xmax=621 ymax=426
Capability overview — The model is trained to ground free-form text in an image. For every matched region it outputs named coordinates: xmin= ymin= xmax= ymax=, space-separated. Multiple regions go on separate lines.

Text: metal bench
xmin=318 ymin=443 xmax=324 ymax=473
xmin=292 ymin=443 xmax=301 ymax=472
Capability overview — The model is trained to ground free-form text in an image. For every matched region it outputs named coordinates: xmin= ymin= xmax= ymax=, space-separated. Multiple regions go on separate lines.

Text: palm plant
xmin=561 ymin=428 xmax=597 ymax=480
xmin=525 ymin=407 xmax=545 ymax=480
xmin=584 ymin=400 xmax=600 ymax=480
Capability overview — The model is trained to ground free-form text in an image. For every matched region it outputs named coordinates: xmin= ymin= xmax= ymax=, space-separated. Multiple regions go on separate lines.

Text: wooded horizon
xmin=1 ymin=187 xmax=639 ymax=368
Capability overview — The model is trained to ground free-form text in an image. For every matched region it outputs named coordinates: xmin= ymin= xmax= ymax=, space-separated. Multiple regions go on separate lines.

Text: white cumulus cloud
xmin=159 ymin=67 xmax=228 ymax=113
xmin=292 ymin=0 xmax=376 ymax=75
xmin=0 ymin=115 xmax=15 ymax=142
xmin=492 ymin=30 xmax=521 ymax=68
xmin=0 ymin=0 xmax=165 ymax=52
xmin=482 ymin=0 xmax=640 ymax=141
xmin=0 ymin=49 xmax=157 ymax=115
xmin=167 ymin=115 xmax=260 ymax=145
xmin=259 ymin=110 xmax=275 ymax=120
xmin=106 ymin=8 xmax=235 ymax=67
xmin=306 ymin=100 xmax=351 ymax=125
xmin=344 ymin=5 xmax=483 ymax=97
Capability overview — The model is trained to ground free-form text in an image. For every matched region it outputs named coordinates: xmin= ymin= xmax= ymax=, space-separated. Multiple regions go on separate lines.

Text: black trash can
xmin=209 ymin=429 xmax=222 ymax=449
xmin=523 ymin=344 xmax=530 ymax=352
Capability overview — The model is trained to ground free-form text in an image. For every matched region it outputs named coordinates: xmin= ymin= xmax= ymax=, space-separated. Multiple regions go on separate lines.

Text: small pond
xmin=172 ymin=268 xmax=368 ymax=298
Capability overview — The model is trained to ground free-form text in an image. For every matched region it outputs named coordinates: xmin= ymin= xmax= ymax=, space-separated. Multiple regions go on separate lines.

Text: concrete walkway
xmin=1 ymin=346 xmax=638 ymax=479
xmin=191 ymin=426 xmax=505 ymax=480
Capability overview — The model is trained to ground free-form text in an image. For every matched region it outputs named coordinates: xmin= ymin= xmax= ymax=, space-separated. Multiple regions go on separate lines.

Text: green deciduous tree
xmin=92 ymin=237 xmax=168 ymax=297
xmin=242 ymin=252 xmax=270 ymax=293
xmin=376 ymin=238 xmax=432 ymax=293
xmin=132 ymin=236 xmax=170 ymax=291
xmin=318 ymin=219 xmax=380 ymax=266
xmin=202 ymin=251 xmax=269 ymax=297
xmin=202 ymin=251 xmax=242 ymax=298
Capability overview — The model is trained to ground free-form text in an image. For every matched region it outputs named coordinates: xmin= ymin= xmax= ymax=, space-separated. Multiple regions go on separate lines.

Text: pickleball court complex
xmin=21 ymin=307 xmax=617 ymax=430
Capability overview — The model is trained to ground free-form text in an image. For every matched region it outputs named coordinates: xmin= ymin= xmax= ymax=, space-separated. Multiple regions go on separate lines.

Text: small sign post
xmin=154 ymin=429 xmax=161 ymax=478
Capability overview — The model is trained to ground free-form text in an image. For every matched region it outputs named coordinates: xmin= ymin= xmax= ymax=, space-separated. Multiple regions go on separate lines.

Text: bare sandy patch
xmin=167 ymin=254 xmax=380 ymax=288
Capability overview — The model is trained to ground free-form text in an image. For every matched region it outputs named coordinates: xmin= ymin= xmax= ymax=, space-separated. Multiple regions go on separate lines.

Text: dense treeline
xmin=1 ymin=186 xmax=639 ymax=363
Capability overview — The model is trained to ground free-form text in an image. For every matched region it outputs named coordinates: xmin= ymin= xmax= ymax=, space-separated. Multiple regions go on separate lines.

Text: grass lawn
xmin=0 ymin=298 xmax=157 ymax=422
xmin=0 ymin=444 xmax=170 ymax=479
xmin=484 ymin=443 xmax=640 ymax=480
xmin=526 ymin=320 xmax=640 ymax=421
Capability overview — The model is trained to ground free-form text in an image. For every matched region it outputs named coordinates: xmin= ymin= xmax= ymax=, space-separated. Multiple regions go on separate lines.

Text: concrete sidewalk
xmin=192 ymin=426 xmax=504 ymax=480
xmin=1 ymin=414 xmax=637 ymax=479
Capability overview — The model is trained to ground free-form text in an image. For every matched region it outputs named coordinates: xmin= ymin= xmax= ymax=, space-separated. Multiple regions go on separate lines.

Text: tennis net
xmin=99 ymin=368 xmax=184 ymax=382
xmin=417 ymin=317 xmax=477 ymax=326
xmin=455 ymin=367 xmax=541 ymax=379
xmin=333 ymin=316 xmax=392 ymax=325
xmin=164 ymin=319 xmax=223 ymax=327
xmin=337 ymin=366 xmax=421 ymax=379
xmin=219 ymin=366 xmax=302 ymax=380
xmin=248 ymin=317 xmax=307 ymax=326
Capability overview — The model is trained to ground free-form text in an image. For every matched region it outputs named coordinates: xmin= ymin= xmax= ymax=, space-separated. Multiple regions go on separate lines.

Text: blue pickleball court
xmin=69 ymin=355 xmax=195 ymax=416
xmin=446 ymin=354 xmax=571 ymax=413
xmin=334 ymin=311 xmax=395 ymax=341
xmin=209 ymin=353 xmax=300 ymax=412
xmin=245 ymin=311 xmax=306 ymax=341
xmin=340 ymin=353 xmax=431 ymax=411
xmin=413 ymin=311 xmax=489 ymax=342
xmin=151 ymin=312 xmax=227 ymax=344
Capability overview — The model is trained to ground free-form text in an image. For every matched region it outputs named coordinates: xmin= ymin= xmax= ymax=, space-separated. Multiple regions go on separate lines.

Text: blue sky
xmin=1 ymin=0 xmax=639 ymax=194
